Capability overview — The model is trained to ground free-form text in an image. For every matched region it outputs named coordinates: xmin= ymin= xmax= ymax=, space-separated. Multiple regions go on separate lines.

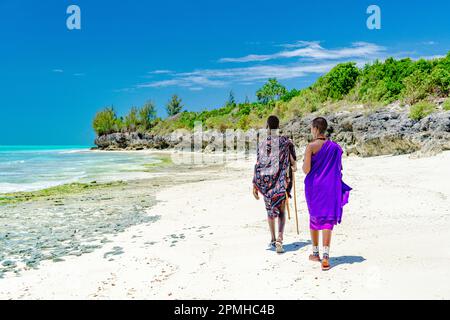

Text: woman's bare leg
xmin=310 ymin=229 xmax=319 ymax=247
xmin=321 ymin=230 xmax=332 ymax=270
xmin=309 ymin=229 xmax=320 ymax=261
xmin=322 ymin=230 xmax=332 ymax=248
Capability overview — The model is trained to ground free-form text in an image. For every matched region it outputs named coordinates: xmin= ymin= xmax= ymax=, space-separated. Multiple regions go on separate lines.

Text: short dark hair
xmin=312 ymin=117 xmax=328 ymax=134
xmin=267 ymin=115 xmax=280 ymax=130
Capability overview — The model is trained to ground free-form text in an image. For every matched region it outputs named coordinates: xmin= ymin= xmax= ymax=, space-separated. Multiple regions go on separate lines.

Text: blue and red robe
xmin=253 ymin=135 xmax=296 ymax=219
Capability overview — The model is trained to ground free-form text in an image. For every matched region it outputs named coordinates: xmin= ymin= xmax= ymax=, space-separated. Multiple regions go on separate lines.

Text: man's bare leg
xmin=321 ymin=230 xmax=332 ymax=270
xmin=268 ymin=218 xmax=276 ymax=244
xmin=274 ymin=202 xmax=286 ymax=253
xmin=277 ymin=202 xmax=286 ymax=243
xmin=309 ymin=229 xmax=320 ymax=261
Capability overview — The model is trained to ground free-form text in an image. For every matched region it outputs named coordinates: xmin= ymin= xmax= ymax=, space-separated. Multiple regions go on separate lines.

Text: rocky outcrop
xmin=94 ymin=132 xmax=174 ymax=150
xmin=283 ymin=108 xmax=450 ymax=157
xmin=94 ymin=107 xmax=450 ymax=157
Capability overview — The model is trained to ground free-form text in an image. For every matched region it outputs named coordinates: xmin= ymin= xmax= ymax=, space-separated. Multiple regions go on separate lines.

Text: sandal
xmin=309 ymin=253 xmax=320 ymax=262
xmin=321 ymin=258 xmax=331 ymax=271
xmin=275 ymin=241 xmax=284 ymax=254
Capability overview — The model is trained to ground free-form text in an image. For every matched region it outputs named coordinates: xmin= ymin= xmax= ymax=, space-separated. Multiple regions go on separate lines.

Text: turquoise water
xmin=0 ymin=146 xmax=158 ymax=193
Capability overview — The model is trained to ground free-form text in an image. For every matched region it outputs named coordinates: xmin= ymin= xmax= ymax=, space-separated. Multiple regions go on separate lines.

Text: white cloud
xmin=138 ymin=75 xmax=227 ymax=89
xmin=137 ymin=79 xmax=181 ymax=88
xmin=114 ymin=87 xmax=136 ymax=93
xmin=137 ymin=61 xmax=338 ymax=90
xmin=219 ymin=41 xmax=385 ymax=63
xmin=149 ymin=69 xmax=173 ymax=74
xmin=133 ymin=42 xmax=391 ymax=91
xmin=277 ymin=40 xmax=321 ymax=49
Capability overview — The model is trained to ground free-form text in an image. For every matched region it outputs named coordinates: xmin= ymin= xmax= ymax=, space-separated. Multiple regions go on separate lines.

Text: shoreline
xmin=0 ymin=151 xmax=449 ymax=299
xmin=0 ymin=155 xmax=229 ymax=278
xmin=0 ymin=149 xmax=178 ymax=195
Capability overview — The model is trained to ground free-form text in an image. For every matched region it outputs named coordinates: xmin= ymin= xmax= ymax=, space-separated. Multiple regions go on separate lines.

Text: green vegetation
xmin=142 ymin=155 xmax=173 ymax=171
xmin=314 ymin=62 xmax=360 ymax=101
xmin=443 ymin=98 xmax=450 ymax=111
xmin=226 ymin=90 xmax=236 ymax=107
xmin=93 ymin=52 xmax=450 ymax=136
xmin=409 ymin=101 xmax=437 ymax=120
xmin=138 ymin=101 xmax=157 ymax=130
xmin=256 ymin=78 xmax=287 ymax=104
xmin=166 ymin=94 xmax=184 ymax=117
xmin=0 ymin=181 xmax=126 ymax=206
xmin=93 ymin=101 xmax=156 ymax=135
xmin=93 ymin=107 xmax=118 ymax=136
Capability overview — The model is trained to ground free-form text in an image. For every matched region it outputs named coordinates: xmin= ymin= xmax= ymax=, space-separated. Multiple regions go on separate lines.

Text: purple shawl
xmin=305 ymin=140 xmax=351 ymax=225
xmin=253 ymin=135 xmax=296 ymax=214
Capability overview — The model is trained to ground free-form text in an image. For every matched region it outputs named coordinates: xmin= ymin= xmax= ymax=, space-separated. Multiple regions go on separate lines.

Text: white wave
xmin=0 ymin=159 xmax=26 ymax=166
xmin=58 ymin=149 xmax=91 ymax=154
xmin=0 ymin=150 xmax=160 ymax=194
xmin=0 ymin=177 xmax=86 ymax=194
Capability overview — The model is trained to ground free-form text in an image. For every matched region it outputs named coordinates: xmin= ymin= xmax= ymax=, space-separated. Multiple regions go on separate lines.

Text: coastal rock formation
xmin=94 ymin=132 xmax=173 ymax=150
xmin=283 ymin=108 xmax=450 ymax=157
xmin=95 ymin=107 xmax=450 ymax=157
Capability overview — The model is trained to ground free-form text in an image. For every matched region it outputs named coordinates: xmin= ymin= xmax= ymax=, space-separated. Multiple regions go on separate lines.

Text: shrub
xmin=284 ymin=89 xmax=321 ymax=118
xmin=429 ymin=66 xmax=450 ymax=96
xmin=281 ymin=88 xmax=301 ymax=102
xmin=402 ymin=70 xmax=432 ymax=105
xmin=139 ymin=101 xmax=157 ymax=130
xmin=443 ymin=98 xmax=450 ymax=111
xmin=314 ymin=62 xmax=360 ymax=101
xmin=205 ymin=115 xmax=233 ymax=132
xmin=236 ymin=103 xmax=252 ymax=116
xmin=93 ymin=107 xmax=117 ymax=136
xmin=124 ymin=107 xmax=139 ymax=131
xmin=409 ymin=101 xmax=437 ymax=120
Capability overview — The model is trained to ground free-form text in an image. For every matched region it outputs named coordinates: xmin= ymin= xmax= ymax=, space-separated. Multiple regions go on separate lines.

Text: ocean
xmin=0 ymin=146 xmax=159 ymax=194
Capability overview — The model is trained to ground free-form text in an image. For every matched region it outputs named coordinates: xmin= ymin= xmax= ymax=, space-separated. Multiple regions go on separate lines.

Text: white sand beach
xmin=1 ymin=151 xmax=450 ymax=300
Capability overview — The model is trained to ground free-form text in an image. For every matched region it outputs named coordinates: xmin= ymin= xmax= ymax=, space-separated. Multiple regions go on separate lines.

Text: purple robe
xmin=304 ymin=140 xmax=351 ymax=230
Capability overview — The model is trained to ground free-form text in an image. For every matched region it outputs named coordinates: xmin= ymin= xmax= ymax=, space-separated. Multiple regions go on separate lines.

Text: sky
xmin=0 ymin=0 xmax=449 ymax=145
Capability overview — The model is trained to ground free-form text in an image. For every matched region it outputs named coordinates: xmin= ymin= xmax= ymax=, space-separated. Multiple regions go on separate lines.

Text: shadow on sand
xmin=329 ymin=255 xmax=366 ymax=268
xmin=266 ymin=240 xmax=311 ymax=253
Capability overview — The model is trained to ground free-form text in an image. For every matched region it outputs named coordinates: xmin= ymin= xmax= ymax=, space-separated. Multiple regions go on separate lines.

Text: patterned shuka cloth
xmin=253 ymin=135 xmax=296 ymax=219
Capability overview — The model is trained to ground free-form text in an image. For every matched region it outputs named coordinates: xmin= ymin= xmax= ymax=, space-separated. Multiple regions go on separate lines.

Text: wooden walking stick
xmin=293 ymin=172 xmax=299 ymax=235
xmin=285 ymin=161 xmax=292 ymax=220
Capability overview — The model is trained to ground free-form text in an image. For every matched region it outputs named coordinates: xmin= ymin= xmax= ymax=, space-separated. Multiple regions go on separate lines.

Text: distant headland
xmin=93 ymin=53 xmax=450 ymax=157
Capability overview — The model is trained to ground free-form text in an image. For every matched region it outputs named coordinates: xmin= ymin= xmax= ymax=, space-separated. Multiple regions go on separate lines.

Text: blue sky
xmin=0 ymin=0 xmax=449 ymax=145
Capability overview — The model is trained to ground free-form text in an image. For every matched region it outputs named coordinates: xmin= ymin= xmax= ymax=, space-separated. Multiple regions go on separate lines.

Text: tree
xmin=166 ymin=94 xmax=183 ymax=116
xmin=93 ymin=107 xmax=117 ymax=136
xmin=226 ymin=90 xmax=236 ymax=107
xmin=281 ymin=88 xmax=301 ymax=102
xmin=139 ymin=101 xmax=157 ymax=130
xmin=314 ymin=62 xmax=360 ymax=101
xmin=124 ymin=107 xmax=139 ymax=131
xmin=256 ymin=78 xmax=287 ymax=104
